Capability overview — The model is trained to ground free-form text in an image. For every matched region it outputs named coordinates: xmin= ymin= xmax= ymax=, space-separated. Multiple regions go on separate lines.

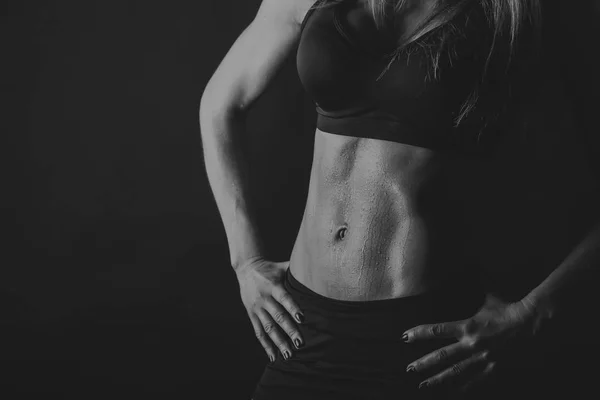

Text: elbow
xmin=199 ymin=88 xmax=221 ymax=128
xmin=199 ymin=84 xmax=245 ymax=132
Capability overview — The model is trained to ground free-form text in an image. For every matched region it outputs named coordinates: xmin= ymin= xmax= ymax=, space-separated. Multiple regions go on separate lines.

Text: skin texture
xmin=289 ymin=128 xmax=480 ymax=301
xmin=201 ymin=0 xmax=598 ymax=393
xmin=290 ymin=0 xmax=465 ymax=301
xmin=402 ymin=294 xmax=551 ymax=392
xmin=398 ymin=69 xmax=599 ymax=392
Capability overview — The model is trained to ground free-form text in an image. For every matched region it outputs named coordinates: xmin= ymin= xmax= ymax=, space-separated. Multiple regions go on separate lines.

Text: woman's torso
xmin=288 ymin=0 xmax=490 ymax=300
xmin=288 ymin=0 xmax=595 ymax=301
xmin=289 ymin=129 xmax=484 ymax=301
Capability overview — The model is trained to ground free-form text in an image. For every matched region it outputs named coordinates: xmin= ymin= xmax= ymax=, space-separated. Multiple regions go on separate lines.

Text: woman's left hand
xmin=403 ymin=294 xmax=552 ymax=393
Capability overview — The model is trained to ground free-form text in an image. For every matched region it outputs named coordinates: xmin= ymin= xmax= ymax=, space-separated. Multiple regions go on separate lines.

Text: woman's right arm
xmin=199 ymin=0 xmax=309 ymax=271
xmin=199 ymin=0 xmax=315 ymax=362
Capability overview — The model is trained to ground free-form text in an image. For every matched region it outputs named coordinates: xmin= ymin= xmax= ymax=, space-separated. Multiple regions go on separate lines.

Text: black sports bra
xmin=296 ymin=0 xmax=495 ymax=151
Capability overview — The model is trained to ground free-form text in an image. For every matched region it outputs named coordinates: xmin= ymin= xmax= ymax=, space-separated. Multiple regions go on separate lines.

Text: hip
xmin=251 ymin=266 xmax=485 ymax=400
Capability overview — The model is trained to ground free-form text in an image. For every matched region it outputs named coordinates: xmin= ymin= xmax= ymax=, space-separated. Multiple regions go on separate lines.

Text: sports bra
xmin=296 ymin=0 xmax=497 ymax=151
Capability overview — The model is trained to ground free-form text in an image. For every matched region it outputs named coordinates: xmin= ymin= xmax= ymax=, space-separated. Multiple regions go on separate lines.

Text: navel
xmin=335 ymin=225 xmax=348 ymax=241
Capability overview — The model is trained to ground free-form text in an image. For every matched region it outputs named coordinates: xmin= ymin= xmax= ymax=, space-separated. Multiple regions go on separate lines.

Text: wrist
xmin=232 ymin=254 xmax=265 ymax=274
xmin=226 ymin=214 xmax=267 ymax=271
xmin=521 ymin=290 xmax=556 ymax=322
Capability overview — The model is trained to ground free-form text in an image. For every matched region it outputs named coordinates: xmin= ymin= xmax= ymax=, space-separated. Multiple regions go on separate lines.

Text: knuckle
xmin=436 ymin=348 xmax=448 ymax=362
xmin=429 ymin=325 xmax=441 ymax=336
xmin=263 ymin=323 xmax=275 ymax=334
xmin=451 ymin=363 xmax=462 ymax=375
xmin=272 ymin=312 xmax=286 ymax=324
xmin=254 ymin=329 xmax=264 ymax=340
xmin=279 ymin=292 xmax=293 ymax=304
xmin=464 ymin=318 xmax=478 ymax=334
xmin=288 ymin=330 xmax=300 ymax=339
xmin=465 ymin=337 xmax=479 ymax=349
xmin=249 ymin=300 xmax=262 ymax=311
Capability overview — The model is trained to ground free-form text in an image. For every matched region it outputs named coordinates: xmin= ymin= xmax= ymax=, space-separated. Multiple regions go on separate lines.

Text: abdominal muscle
xmin=288 ymin=129 xmax=482 ymax=301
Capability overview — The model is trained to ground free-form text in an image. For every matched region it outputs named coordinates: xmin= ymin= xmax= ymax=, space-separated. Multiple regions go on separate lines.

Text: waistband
xmin=285 ymin=265 xmax=484 ymax=321
xmin=252 ymin=266 xmax=487 ymax=400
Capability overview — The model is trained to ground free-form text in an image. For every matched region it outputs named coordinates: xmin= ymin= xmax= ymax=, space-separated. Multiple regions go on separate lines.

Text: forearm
xmin=524 ymin=219 xmax=600 ymax=315
xmin=200 ymin=100 xmax=266 ymax=271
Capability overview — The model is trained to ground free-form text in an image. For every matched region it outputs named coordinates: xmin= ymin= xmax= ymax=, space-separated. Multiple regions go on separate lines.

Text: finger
xmin=263 ymin=297 xmax=304 ymax=349
xmin=271 ymin=284 xmax=305 ymax=324
xmin=403 ymin=320 xmax=464 ymax=343
xmin=407 ymin=341 xmax=473 ymax=374
xmin=419 ymin=350 xmax=490 ymax=389
xmin=256 ymin=308 xmax=294 ymax=360
xmin=460 ymin=361 xmax=496 ymax=394
xmin=249 ymin=313 xmax=277 ymax=363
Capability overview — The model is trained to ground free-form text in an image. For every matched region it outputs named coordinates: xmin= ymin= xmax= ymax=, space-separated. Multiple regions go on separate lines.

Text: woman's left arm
xmin=523 ymin=219 xmax=600 ymax=316
xmin=402 ymin=219 xmax=600 ymax=392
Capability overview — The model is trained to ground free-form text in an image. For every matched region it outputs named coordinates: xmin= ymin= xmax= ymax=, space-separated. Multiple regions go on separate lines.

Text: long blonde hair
xmin=315 ymin=0 xmax=542 ymax=137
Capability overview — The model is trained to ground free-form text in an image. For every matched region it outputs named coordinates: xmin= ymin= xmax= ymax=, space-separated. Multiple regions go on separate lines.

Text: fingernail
xmin=402 ymin=333 xmax=409 ymax=342
xmin=406 ymin=365 xmax=415 ymax=373
xmin=295 ymin=313 xmax=305 ymax=323
xmin=294 ymin=338 xmax=303 ymax=348
xmin=269 ymin=355 xmax=275 ymax=363
xmin=283 ymin=350 xmax=290 ymax=360
xmin=418 ymin=381 xmax=429 ymax=390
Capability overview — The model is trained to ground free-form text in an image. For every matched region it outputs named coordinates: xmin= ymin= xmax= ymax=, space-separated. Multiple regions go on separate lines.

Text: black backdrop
xmin=1 ymin=1 xmax=598 ymax=398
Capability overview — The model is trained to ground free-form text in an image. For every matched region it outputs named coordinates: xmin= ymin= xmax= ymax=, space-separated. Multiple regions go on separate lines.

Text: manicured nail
xmin=294 ymin=338 xmax=303 ymax=348
xmin=283 ymin=350 xmax=290 ymax=360
xmin=269 ymin=355 xmax=275 ymax=363
xmin=406 ymin=365 xmax=415 ymax=373
xmin=295 ymin=313 xmax=305 ymax=323
xmin=402 ymin=333 xmax=409 ymax=342
xmin=418 ymin=381 xmax=429 ymax=390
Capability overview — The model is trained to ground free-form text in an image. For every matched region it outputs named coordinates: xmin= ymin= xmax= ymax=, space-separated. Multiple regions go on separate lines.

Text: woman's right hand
xmin=235 ymin=256 xmax=305 ymax=362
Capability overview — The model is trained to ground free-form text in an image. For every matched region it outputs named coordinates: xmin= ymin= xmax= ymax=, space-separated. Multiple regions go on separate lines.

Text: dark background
xmin=1 ymin=1 xmax=599 ymax=398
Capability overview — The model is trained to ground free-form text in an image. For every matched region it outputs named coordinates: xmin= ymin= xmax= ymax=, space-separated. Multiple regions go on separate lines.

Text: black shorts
xmin=251 ymin=266 xmax=485 ymax=400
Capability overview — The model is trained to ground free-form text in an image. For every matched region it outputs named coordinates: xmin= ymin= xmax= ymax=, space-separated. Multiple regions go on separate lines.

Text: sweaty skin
xmin=287 ymin=0 xmax=486 ymax=302
xmin=289 ymin=128 xmax=482 ymax=301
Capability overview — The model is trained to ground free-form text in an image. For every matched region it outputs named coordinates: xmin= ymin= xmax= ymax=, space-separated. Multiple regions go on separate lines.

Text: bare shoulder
xmin=257 ymin=0 xmax=319 ymax=27
xmin=295 ymin=0 xmax=321 ymax=25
